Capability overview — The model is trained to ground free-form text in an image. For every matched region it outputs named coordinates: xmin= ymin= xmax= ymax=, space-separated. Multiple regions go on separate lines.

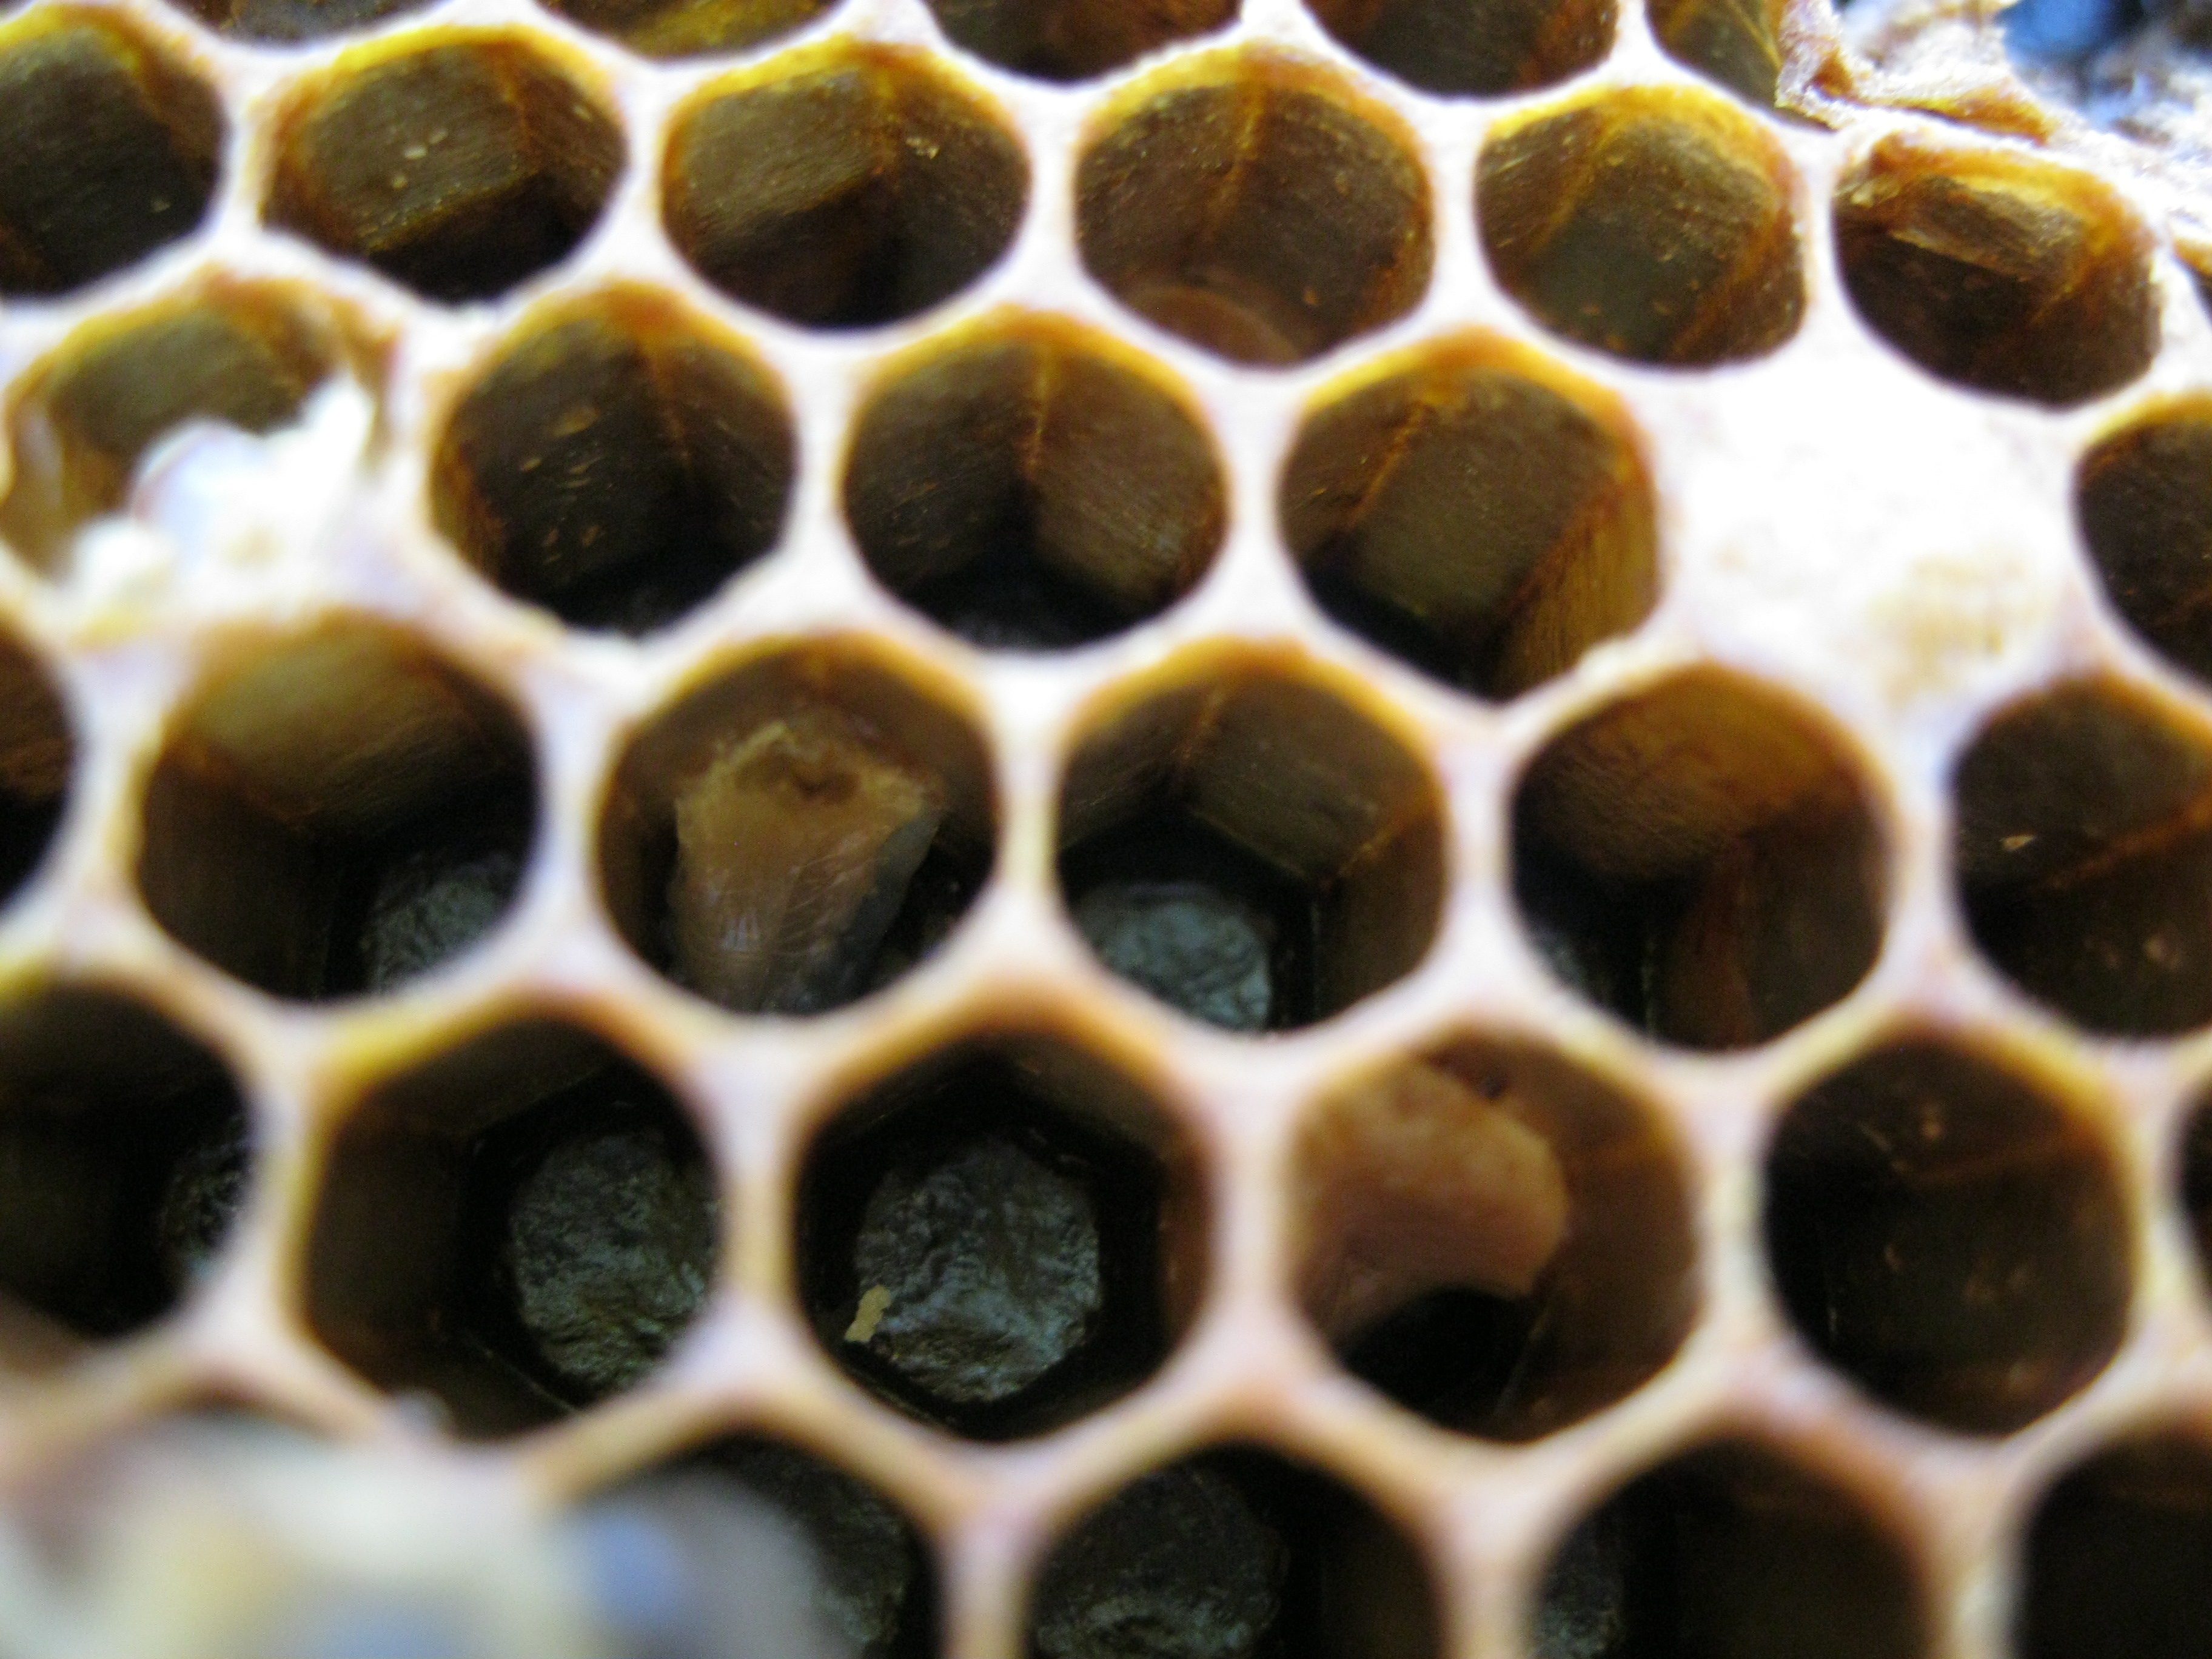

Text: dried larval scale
xmin=10 ymin=0 xmax=2212 ymax=1654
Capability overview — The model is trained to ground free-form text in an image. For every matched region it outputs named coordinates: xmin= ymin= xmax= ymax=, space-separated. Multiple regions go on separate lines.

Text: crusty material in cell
xmin=668 ymin=707 xmax=945 ymax=1015
xmin=1299 ymin=1061 xmax=1569 ymax=1341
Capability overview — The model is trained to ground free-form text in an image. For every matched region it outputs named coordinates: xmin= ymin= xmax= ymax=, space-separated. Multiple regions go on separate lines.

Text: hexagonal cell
xmin=663 ymin=43 xmax=1027 ymax=330
xmin=2076 ymin=400 xmax=2212 ymax=685
xmin=1293 ymin=1035 xmax=1697 ymax=1441
xmin=0 ymin=282 xmax=362 ymax=572
xmin=1057 ymin=652 xmax=1444 ymax=1033
xmin=1477 ymin=87 xmax=1803 ymax=368
xmin=797 ymin=1028 xmax=1204 ymax=1439
xmin=0 ymin=987 xmax=248 ymax=1357
xmin=1765 ymin=1037 xmax=2130 ymax=1434
xmin=925 ymin=0 xmax=1235 ymax=81
xmin=1512 ymin=669 xmax=1886 ymax=1050
xmin=2185 ymin=1091 xmax=2212 ymax=1296
xmin=167 ymin=0 xmax=429 ymax=43
xmin=0 ymin=10 xmax=221 ymax=298
xmin=1834 ymin=138 xmax=2155 ymax=407
xmin=1074 ymin=58 xmax=1432 ymax=366
xmin=1279 ymin=336 xmax=1657 ymax=698
xmin=600 ymin=640 xmax=994 ymax=1017
xmin=1533 ymin=1439 xmax=1925 ymax=1659
xmin=535 ymin=0 xmax=829 ymax=62
xmin=1301 ymin=0 xmax=1610 ymax=96
xmin=2019 ymin=1429 xmax=2212 ymax=1659
xmin=306 ymin=1018 xmax=718 ymax=1436
xmin=431 ymin=289 xmax=794 ymax=634
xmin=586 ymin=1433 xmax=938 ymax=1658
xmin=266 ymin=35 xmax=623 ymax=304
xmin=1952 ymin=675 xmax=2212 ymax=1036
xmin=1027 ymin=1444 xmax=1439 ymax=1659
xmin=1649 ymin=0 xmax=1783 ymax=107
xmin=844 ymin=318 xmax=1225 ymax=651
xmin=138 ymin=620 xmax=536 ymax=1002
xmin=0 ymin=629 xmax=71 ymax=911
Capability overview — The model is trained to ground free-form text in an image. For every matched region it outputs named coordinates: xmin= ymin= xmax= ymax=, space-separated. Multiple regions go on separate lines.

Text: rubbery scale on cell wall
xmin=0 ymin=0 xmax=2206 ymax=1652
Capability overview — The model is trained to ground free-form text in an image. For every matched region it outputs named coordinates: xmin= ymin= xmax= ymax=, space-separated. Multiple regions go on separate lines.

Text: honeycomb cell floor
xmin=0 ymin=0 xmax=2211 ymax=1652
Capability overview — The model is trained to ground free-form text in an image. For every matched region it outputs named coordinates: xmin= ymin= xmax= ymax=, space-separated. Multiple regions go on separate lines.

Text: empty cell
xmin=1294 ymin=1036 xmax=1697 ymax=1441
xmin=1478 ymin=87 xmax=1803 ymax=368
xmin=266 ymin=35 xmax=623 ymax=304
xmin=1028 ymin=1446 xmax=1439 ymax=1659
xmin=1074 ymin=58 xmax=1431 ymax=366
xmin=306 ymin=1019 xmax=718 ymax=1436
xmin=536 ymin=0 xmax=830 ymax=62
xmin=600 ymin=642 xmax=994 ymax=1017
xmin=0 ymin=988 xmax=249 ymax=1356
xmin=1649 ymin=0 xmax=1784 ymax=107
xmin=0 ymin=10 xmax=222 ymax=298
xmin=583 ymin=1435 xmax=938 ymax=1659
xmin=1835 ymin=139 xmax=2154 ymax=406
xmin=1281 ymin=335 xmax=1657 ymax=699
xmin=137 ymin=620 xmax=535 ymax=1002
xmin=2187 ymin=1091 xmax=2212 ymax=1295
xmin=2076 ymin=399 xmax=2212 ymax=684
xmin=1952 ymin=675 xmax=2212 ymax=1036
xmin=169 ymin=0 xmax=429 ymax=43
xmin=845 ymin=318 xmax=1225 ymax=651
xmin=1532 ymin=1440 xmax=1925 ymax=1659
xmin=664 ymin=43 xmax=1027 ymax=329
xmin=1057 ymin=653 xmax=1444 ymax=1033
xmin=1513 ymin=668 xmax=1886 ymax=1050
xmin=1 ymin=283 xmax=358 ymax=572
xmin=797 ymin=1029 xmax=1202 ymax=1439
xmin=2019 ymin=1429 xmax=2212 ymax=1659
xmin=926 ymin=0 xmax=1236 ymax=81
xmin=0 ymin=630 xmax=71 ymax=911
xmin=1764 ymin=1038 xmax=2130 ymax=1434
xmin=432 ymin=289 xmax=794 ymax=634
xmin=1302 ymin=0 xmax=1612 ymax=96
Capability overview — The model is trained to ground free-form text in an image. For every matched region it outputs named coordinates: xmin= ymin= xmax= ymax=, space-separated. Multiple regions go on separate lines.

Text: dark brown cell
xmin=798 ymin=1030 xmax=1203 ymax=1439
xmin=2076 ymin=400 xmax=2212 ymax=685
xmin=0 ymin=988 xmax=249 ymax=1353
xmin=1952 ymin=675 xmax=2212 ymax=1036
xmin=0 ymin=629 xmax=71 ymax=911
xmin=1294 ymin=1036 xmax=1697 ymax=1441
xmin=1512 ymin=668 xmax=1887 ymax=1050
xmin=2019 ymin=1430 xmax=2212 ymax=1659
xmin=1281 ymin=336 xmax=1657 ymax=698
xmin=167 ymin=0 xmax=428 ymax=42
xmin=0 ymin=10 xmax=221 ymax=297
xmin=1302 ymin=0 xmax=1612 ymax=96
xmin=1835 ymin=138 xmax=2155 ymax=406
xmin=664 ymin=43 xmax=1026 ymax=330
xmin=845 ymin=320 xmax=1224 ymax=650
xmin=1057 ymin=652 xmax=1444 ymax=1032
xmin=1533 ymin=1440 xmax=1926 ymax=1659
xmin=1764 ymin=1038 xmax=2131 ymax=1433
xmin=1649 ymin=0 xmax=1783 ymax=106
xmin=537 ymin=0 xmax=828 ymax=61
xmin=925 ymin=0 xmax=1236 ymax=80
xmin=1478 ymin=86 xmax=1803 ymax=367
xmin=432 ymin=289 xmax=794 ymax=633
xmin=267 ymin=35 xmax=622 ymax=303
xmin=138 ymin=620 xmax=535 ymax=1002
xmin=1029 ymin=1447 xmax=1439 ymax=1659
xmin=306 ymin=1019 xmax=718 ymax=1436
xmin=1075 ymin=59 xmax=1431 ymax=366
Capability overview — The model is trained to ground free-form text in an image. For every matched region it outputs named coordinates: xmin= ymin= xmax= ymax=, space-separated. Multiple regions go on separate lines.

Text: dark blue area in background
xmin=2002 ymin=0 xmax=2147 ymax=59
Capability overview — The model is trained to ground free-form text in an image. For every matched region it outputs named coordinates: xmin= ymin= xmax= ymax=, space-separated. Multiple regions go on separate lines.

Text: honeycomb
xmin=0 ymin=0 xmax=2211 ymax=1649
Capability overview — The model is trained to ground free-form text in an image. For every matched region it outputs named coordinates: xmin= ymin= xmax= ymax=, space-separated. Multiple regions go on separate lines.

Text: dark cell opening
xmin=2019 ymin=1430 xmax=2212 ymax=1659
xmin=1302 ymin=0 xmax=1612 ymax=96
xmin=0 ymin=987 xmax=249 ymax=1356
xmin=798 ymin=1030 xmax=1202 ymax=1440
xmin=1028 ymin=1446 xmax=1439 ymax=1659
xmin=925 ymin=0 xmax=1236 ymax=80
xmin=432 ymin=287 xmax=794 ymax=634
xmin=306 ymin=1019 xmax=718 ymax=1438
xmin=138 ymin=622 xmax=535 ymax=1002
